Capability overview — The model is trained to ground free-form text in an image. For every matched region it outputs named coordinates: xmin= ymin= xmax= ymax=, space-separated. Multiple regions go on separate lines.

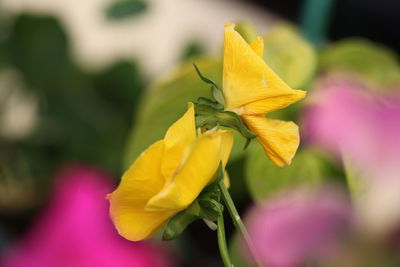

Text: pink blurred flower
xmin=246 ymin=186 xmax=351 ymax=267
xmin=303 ymin=77 xmax=400 ymax=179
xmin=303 ymin=76 xmax=400 ymax=234
xmin=1 ymin=164 xmax=174 ymax=267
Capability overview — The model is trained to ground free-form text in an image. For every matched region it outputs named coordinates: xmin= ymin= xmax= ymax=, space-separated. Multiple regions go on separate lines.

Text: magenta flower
xmin=1 ymin=164 xmax=174 ymax=267
xmin=246 ymin=186 xmax=351 ymax=267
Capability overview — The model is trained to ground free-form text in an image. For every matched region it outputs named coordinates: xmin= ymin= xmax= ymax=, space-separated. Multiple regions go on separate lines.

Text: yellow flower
xmin=108 ymin=103 xmax=233 ymax=241
xmin=223 ymin=23 xmax=306 ymax=167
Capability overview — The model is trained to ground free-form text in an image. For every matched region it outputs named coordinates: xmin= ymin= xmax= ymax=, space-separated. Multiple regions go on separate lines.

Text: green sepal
xmin=194 ymin=100 xmax=256 ymax=140
xmin=193 ymin=63 xmax=226 ymax=106
xmin=243 ymin=138 xmax=252 ymax=150
xmin=196 ymin=97 xmax=224 ymax=110
xmin=193 ymin=63 xmax=219 ymax=89
xmin=162 ymin=209 xmax=198 ymax=241
xmin=198 ymin=199 xmax=223 ymax=221
xmin=211 ymin=86 xmax=226 ymax=106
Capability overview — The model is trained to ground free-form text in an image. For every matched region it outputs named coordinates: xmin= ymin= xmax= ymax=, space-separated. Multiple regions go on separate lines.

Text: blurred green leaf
xmin=245 ymin=145 xmax=326 ymax=202
xmin=181 ymin=42 xmax=205 ymax=62
xmin=235 ymin=21 xmax=258 ymax=43
xmin=123 ymin=24 xmax=317 ymax=168
xmin=320 ymin=38 xmax=400 ymax=88
xmin=229 ymin=232 xmax=251 ymax=267
xmin=105 ymin=0 xmax=148 ymax=21
xmin=123 ymin=58 xmax=221 ymax=168
xmin=263 ymin=24 xmax=317 ymax=89
xmin=3 ymin=15 xmax=146 ymax=177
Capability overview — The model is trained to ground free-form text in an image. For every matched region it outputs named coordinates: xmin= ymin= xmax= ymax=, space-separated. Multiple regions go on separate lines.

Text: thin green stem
xmin=218 ymin=181 xmax=264 ymax=267
xmin=217 ymin=213 xmax=232 ymax=267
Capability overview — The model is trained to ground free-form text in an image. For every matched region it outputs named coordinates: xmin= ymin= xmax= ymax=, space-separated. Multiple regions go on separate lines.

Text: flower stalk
xmin=218 ymin=180 xmax=264 ymax=267
xmin=217 ymin=214 xmax=232 ymax=267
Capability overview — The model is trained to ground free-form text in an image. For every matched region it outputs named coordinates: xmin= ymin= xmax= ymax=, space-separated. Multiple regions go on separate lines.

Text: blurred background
xmin=0 ymin=0 xmax=400 ymax=266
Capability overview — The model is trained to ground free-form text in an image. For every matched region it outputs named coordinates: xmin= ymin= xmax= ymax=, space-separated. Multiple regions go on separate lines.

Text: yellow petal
xmin=242 ymin=89 xmax=306 ymax=115
xmin=219 ymin=130 xmax=234 ymax=167
xmin=161 ymin=102 xmax=197 ymax=180
xmin=108 ymin=140 xmax=175 ymax=241
xmin=242 ymin=116 xmax=300 ymax=167
xmin=250 ymin=36 xmax=264 ymax=57
xmin=223 ymin=23 xmax=299 ymax=111
xmin=146 ymin=130 xmax=233 ymax=212
xmin=223 ymin=170 xmax=230 ymax=188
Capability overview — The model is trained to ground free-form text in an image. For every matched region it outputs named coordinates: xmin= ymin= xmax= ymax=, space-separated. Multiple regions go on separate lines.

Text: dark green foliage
xmin=105 ymin=0 xmax=148 ymax=21
xmin=1 ymin=14 xmax=146 ymax=185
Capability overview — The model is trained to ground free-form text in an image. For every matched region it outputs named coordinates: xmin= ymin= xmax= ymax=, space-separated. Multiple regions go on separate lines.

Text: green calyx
xmin=194 ymin=99 xmax=256 ymax=141
xmin=192 ymin=63 xmax=256 ymax=146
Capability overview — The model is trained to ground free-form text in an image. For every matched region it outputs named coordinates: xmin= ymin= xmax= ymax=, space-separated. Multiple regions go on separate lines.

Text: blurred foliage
xmin=124 ymin=23 xmax=317 ymax=168
xmin=235 ymin=21 xmax=258 ymax=43
xmin=105 ymin=0 xmax=148 ymax=21
xmin=0 ymin=14 xmax=146 ymax=196
xmin=263 ymin=24 xmax=316 ymax=89
xmin=180 ymin=42 xmax=205 ymax=62
xmin=229 ymin=232 xmax=250 ymax=267
xmin=320 ymin=38 xmax=400 ymax=88
xmin=123 ymin=59 xmax=218 ymax=168
xmin=245 ymin=145 xmax=328 ymax=202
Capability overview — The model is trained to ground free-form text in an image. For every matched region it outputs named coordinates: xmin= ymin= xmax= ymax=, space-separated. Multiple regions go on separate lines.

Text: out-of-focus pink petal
xmin=246 ymin=186 xmax=351 ymax=267
xmin=302 ymin=76 xmax=400 ymax=179
xmin=302 ymin=76 xmax=400 ymax=235
xmin=1 ymin=164 xmax=174 ymax=267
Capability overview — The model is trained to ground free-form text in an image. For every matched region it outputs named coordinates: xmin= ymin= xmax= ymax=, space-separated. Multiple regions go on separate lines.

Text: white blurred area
xmin=0 ymin=70 xmax=38 ymax=140
xmin=1 ymin=0 xmax=276 ymax=77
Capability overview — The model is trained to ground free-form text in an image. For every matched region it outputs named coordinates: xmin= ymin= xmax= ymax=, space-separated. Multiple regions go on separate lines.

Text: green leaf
xmin=235 ymin=21 xmax=258 ymax=43
xmin=123 ymin=58 xmax=221 ymax=168
xmin=320 ymin=38 xmax=400 ymax=88
xmin=105 ymin=0 xmax=148 ymax=21
xmin=180 ymin=41 xmax=205 ymax=62
xmin=229 ymin=232 xmax=251 ymax=267
xmin=263 ymin=24 xmax=316 ymax=89
xmin=245 ymin=146 xmax=326 ymax=202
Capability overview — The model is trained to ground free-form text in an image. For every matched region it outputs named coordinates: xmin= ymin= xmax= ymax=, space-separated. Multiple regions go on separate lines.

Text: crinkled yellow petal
xmin=242 ymin=89 xmax=306 ymax=115
xmin=161 ymin=102 xmax=197 ymax=180
xmin=242 ymin=115 xmax=300 ymax=167
xmin=108 ymin=140 xmax=175 ymax=241
xmin=223 ymin=23 xmax=298 ymax=110
xmin=250 ymin=36 xmax=264 ymax=57
xmin=145 ymin=130 xmax=233 ymax=212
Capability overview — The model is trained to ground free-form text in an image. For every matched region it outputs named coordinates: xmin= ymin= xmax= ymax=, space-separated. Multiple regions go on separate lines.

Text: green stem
xmin=217 ymin=213 xmax=233 ymax=267
xmin=218 ymin=181 xmax=264 ymax=267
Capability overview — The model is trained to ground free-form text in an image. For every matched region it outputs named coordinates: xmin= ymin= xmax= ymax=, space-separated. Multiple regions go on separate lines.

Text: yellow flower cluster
xmin=109 ymin=23 xmax=306 ymax=241
xmin=108 ymin=103 xmax=233 ymax=241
